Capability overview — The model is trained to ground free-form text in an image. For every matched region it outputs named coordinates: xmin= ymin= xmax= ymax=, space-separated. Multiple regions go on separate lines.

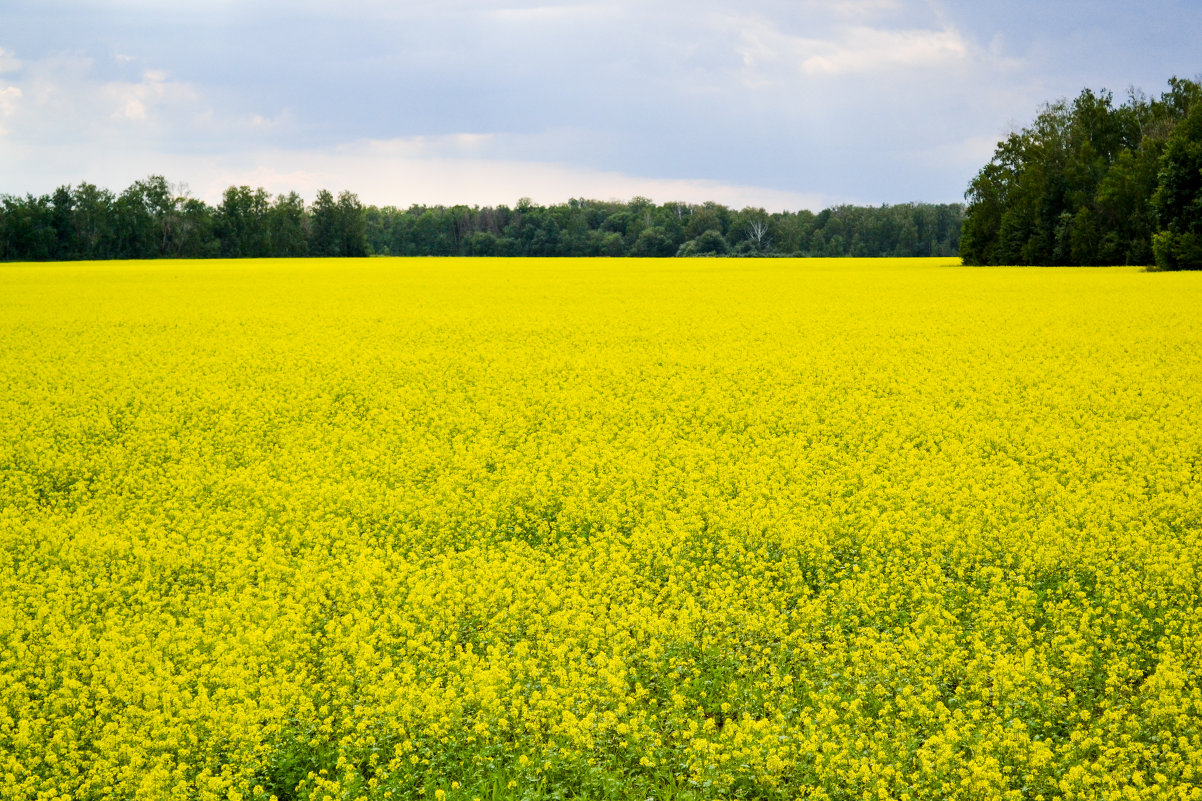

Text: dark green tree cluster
xmin=960 ymin=77 xmax=1202 ymax=269
xmin=363 ymin=198 xmax=961 ymax=259
xmin=1 ymin=176 xmax=962 ymax=262
xmin=0 ymin=177 xmax=368 ymax=262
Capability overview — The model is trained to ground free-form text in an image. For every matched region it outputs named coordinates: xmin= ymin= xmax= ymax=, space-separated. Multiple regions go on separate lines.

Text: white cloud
xmin=0 ymin=47 xmax=21 ymax=73
xmin=0 ymin=0 xmax=1055 ymax=206
xmin=0 ymin=86 xmax=21 ymax=115
xmin=911 ymin=134 xmax=1001 ymax=171
xmin=0 ymin=86 xmax=21 ymax=136
xmin=0 ymin=54 xmax=278 ymax=148
xmin=489 ymin=3 xmax=610 ymax=23
xmin=819 ymin=0 xmax=903 ymax=19
xmin=0 ymin=47 xmax=23 ymax=138
xmin=357 ymin=133 xmax=498 ymax=158
xmin=99 ymin=69 xmax=200 ymax=125
xmin=249 ymin=109 xmax=295 ymax=130
xmin=799 ymin=26 xmax=967 ymax=74
xmin=732 ymin=16 xmax=969 ymax=81
xmin=5 ymin=137 xmax=832 ymax=211
xmin=195 ymin=140 xmax=832 ymax=211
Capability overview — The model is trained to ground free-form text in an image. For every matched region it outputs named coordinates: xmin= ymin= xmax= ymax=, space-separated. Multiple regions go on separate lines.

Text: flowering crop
xmin=1 ymin=257 xmax=1200 ymax=801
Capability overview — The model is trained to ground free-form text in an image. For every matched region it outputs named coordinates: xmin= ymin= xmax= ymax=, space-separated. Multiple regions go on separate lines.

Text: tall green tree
xmin=112 ymin=176 xmax=174 ymax=259
xmin=217 ymin=185 xmax=272 ymax=258
xmin=0 ymin=194 xmax=54 ymax=261
xmin=1152 ymin=100 xmax=1202 ymax=269
xmin=337 ymin=191 xmax=368 ymax=257
xmin=171 ymin=198 xmax=217 ymax=258
xmin=269 ymin=192 xmax=308 ymax=257
xmin=309 ymin=189 xmax=367 ymax=257
xmin=309 ymin=190 xmax=340 ymax=257
xmin=962 ymin=77 xmax=1202 ymax=266
xmin=70 ymin=183 xmax=117 ymax=260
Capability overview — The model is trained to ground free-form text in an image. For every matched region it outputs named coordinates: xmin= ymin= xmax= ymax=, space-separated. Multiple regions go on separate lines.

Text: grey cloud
xmin=2 ymin=0 xmax=1200 ymax=206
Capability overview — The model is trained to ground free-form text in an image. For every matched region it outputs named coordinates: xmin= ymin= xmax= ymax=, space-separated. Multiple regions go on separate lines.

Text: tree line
xmin=961 ymin=76 xmax=1202 ymax=270
xmin=0 ymin=177 xmax=368 ymax=262
xmin=362 ymin=197 xmax=962 ymax=259
xmin=0 ymin=177 xmax=962 ymax=262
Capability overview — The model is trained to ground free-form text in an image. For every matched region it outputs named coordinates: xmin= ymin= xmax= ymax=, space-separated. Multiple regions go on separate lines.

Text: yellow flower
xmin=3 ymin=257 xmax=1199 ymax=800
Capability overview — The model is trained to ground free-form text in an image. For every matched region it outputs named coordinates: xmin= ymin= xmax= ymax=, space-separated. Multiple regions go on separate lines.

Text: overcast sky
xmin=1 ymin=1 xmax=1199 ymax=210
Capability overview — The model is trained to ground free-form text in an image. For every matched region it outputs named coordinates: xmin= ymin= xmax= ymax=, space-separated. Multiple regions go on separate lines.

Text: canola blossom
xmin=1 ymin=257 xmax=1200 ymax=801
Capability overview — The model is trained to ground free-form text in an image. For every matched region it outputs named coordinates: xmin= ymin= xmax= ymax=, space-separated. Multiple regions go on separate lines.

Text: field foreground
xmin=1 ymin=257 xmax=1200 ymax=800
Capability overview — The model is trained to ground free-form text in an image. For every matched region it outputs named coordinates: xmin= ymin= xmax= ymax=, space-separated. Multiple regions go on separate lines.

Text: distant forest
xmin=0 ymin=178 xmax=963 ymax=262
xmin=961 ymin=76 xmax=1202 ymax=270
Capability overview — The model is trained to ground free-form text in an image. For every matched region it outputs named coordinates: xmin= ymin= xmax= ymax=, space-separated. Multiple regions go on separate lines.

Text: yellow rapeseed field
xmin=1 ymin=257 xmax=1200 ymax=801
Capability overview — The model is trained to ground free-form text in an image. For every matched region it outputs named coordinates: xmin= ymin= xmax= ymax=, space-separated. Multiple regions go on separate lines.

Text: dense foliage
xmin=0 ymin=178 xmax=962 ymax=261
xmin=3 ymin=257 xmax=1201 ymax=801
xmin=0 ymin=178 xmax=369 ymax=262
xmin=361 ymin=198 xmax=962 ymax=259
xmin=960 ymin=77 xmax=1202 ymax=269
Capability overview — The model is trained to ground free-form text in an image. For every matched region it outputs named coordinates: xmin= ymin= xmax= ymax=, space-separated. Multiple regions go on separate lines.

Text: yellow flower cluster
xmin=1 ymin=257 xmax=1200 ymax=800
